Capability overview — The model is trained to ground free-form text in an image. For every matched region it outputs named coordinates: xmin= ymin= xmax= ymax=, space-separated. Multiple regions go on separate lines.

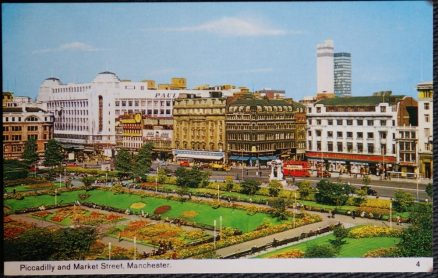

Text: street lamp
xmin=389 ymin=200 xmax=392 ymax=228
xmin=293 ymin=192 xmax=297 ymax=228
xmin=213 ymin=220 xmax=217 ymax=249
xmin=155 ymin=166 xmax=159 ymax=193
xmin=217 ymin=183 xmax=220 ymax=202
xmin=133 ymin=236 xmax=137 ymax=260
xmin=241 ymin=148 xmax=244 ymax=179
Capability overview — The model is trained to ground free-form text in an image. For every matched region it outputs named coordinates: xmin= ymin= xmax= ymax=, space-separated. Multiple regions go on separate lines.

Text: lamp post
xmin=59 ymin=173 xmax=62 ymax=188
xmin=54 ymin=189 xmax=57 ymax=206
xmin=293 ymin=192 xmax=297 ymax=228
xmin=217 ymin=183 xmax=220 ymax=202
xmin=241 ymin=149 xmax=244 ymax=179
xmin=213 ymin=220 xmax=217 ymax=249
xmin=219 ymin=216 xmax=222 ymax=240
xmin=108 ymin=242 xmax=111 ymax=260
xmin=389 ymin=200 xmax=392 ymax=228
xmin=133 ymin=236 xmax=137 ymax=260
xmin=155 ymin=166 xmax=159 ymax=193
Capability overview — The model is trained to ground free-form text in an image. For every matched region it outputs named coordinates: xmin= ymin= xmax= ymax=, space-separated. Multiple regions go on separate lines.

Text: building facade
xmin=306 ymin=93 xmax=417 ymax=176
xmin=115 ymin=114 xmax=173 ymax=159
xmin=417 ymin=81 xmax=433 ymax=178
xmin=226 ymin=97 xmax=298 ymax=165
xmin=334 ymin=52 xmax=352 ymax=97
xmin=37 ymin=72 xmax=242 ymax=157
xmin=172 ymin=95 xmax=227 ymax=162
xmin=2 ymin=105 xmax=54 ymax=159
xmin=316 ymin=39 xmax=334 ymax=94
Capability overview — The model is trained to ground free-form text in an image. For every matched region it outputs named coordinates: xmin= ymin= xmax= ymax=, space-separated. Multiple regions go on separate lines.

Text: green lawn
xmin=257 ymin=233 xmax=400 ymax=258
xmin=4 ymin=189 xmax=285 ymax=233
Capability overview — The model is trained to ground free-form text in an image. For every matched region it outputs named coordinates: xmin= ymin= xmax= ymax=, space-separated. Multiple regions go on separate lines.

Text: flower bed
xmin=349 ymin=225 xmax=402 ymax=239
xmin=182 ymin=210 xmax=198 ymax=218
xmin=117 ymin=220 xmax=211 ymax=248
xmin=140 ymin=182 xmax=160 ymax=189
xmin=363 ymin=199 xmax=391 ymax=209
xmin=363 ymin=247 xmax=398 ymax=258
xmin=4 ymin=217 xmax=35 ymax=239
xmin=271 ymin=249 xmax=304 ymax=258
xmin=154 ymin=205 xmax=171 ymax=214
xmin=130 ymin=202 xmax=146 ymax=209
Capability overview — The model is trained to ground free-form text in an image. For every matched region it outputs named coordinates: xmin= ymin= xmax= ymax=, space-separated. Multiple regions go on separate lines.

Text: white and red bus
xmin=283 ymin=161 xmax=311 ymax=177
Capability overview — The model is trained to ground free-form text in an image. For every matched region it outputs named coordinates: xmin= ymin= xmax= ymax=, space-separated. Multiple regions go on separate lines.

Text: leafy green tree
xmin=329 ymin=225 xmax=349 ymax=252
xmin=115 ymin=148 xmax=133 ymax=174
xmin=44 ymin=139 xmax=64 ymax=167
xmin=240 ymin=179 xmax=261 ymax=195
xmin=268 ymin=180 xmax=282 ymax=197
xmin=305 ymin=244 xmax=337 ymax=258
xmin=297 ymin=181 xmax=315 ymax=200
xmin=393 ymin=190 xmax=414 ymax=212
xmin=3 ymin=159 xmax=28 ymax=180
xmin=397 ymin=203 xmax=432 ymax=257
xmin=425 ymin=183 xmax=432 ymax=199
xmin=175 ymin=167 xmax=208 ymax=188
xmin=4 ymin=228 xmax=55 ymax=261
xmin=315 ymin=180 xmax=353 ymax=206
xmin=133 ymin=143 xmax=153 ymax=181
xmin=22 ymin=137 xmax=39 ymax=166
xmin=51 ymin=226 xmax=97 ymax=260
xmin=81 ymin=176 xmax=95 ymax=191
xmin=353 ymin=188 xmax=367 ymax=206
xmin=269 ymin=197 xmax=287 ymax=220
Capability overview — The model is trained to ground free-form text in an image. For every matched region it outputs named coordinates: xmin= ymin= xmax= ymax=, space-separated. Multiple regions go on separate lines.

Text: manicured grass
xmin=6 ymin=183 xmax=56 ymax=193
xmin=4 ymin=189 xmax=285 ymax=233
xmin=257 ymin=233 xmax=400 ymax=258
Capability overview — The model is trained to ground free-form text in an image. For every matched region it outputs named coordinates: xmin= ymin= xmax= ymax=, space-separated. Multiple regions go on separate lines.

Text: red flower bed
xmin=140 ymin=182 xmax=159 ymax=188
xmin=4 ymin=218 xmax=34 ymax=239
xmin=154 ymin=205 xmax=171 ymax=215
xmin=32 ymin=211 xmax=52 ymax=218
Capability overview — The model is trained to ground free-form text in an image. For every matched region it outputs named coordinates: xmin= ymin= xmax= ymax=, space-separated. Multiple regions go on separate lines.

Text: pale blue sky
xmin=2 ymin=1 xmax=433 ymax=100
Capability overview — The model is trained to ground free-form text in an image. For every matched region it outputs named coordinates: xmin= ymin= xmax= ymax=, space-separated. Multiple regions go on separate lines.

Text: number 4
xmin=416 ymin=261 xmax=420 ymax=267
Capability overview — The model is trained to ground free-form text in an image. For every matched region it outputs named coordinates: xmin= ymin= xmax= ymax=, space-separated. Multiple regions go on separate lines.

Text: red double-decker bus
xmin=283 ymin=161 xmax=311 ymax=177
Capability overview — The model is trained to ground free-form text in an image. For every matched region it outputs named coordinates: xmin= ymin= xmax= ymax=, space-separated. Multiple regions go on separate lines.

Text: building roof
xmin=93 ymin=71 xmax=120 ymax=83
xmin=316 ymin=95 xmax=406 ymax=106
xmin=2 ymin=107 xmax=46 ymax=113
xmin=229 ymin=98 xmax=292 ymax=107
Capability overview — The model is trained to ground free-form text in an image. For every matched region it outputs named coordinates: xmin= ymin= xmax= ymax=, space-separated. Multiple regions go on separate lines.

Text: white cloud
xmin=32 ymin=42 xmax=105 ymax=54
xmin=151 ymin=16 xmax=300 ymax=37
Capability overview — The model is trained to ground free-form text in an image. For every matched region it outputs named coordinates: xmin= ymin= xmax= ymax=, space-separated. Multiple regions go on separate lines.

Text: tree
xmin=51 ymin=226 xmax=97 ymax=260
xmin=175 ymin=167 xmax=208 ymax=188
xmin=81 ymin=176 xmax=95 ymax=191
xmin=22 ymin=137 xmax=39 ymax=166
xmin=397 ymin=202 xmax=432 ymax=257
xmin=157 ymin=168 xmax=169 ymax=184
xmin=315 ymin=180 xmax=353 ymax=206
xmin=353 ymin=187 xmax=367 ymax=206
xmin=4 ymin=228 xmax=55 ymax=261
xmin=133 ymin=143 xmax=153 ymax=181
xmin=329 ymin=225 xmax=349 ymax=252
xmin=305 ymin=244 xmax=337 ymax=258
xmin=44 ymin=139 xmax=64 ymax=167
xmin=268 ymin=180 xmax=282 ymax=197
xmin=115 ymin=148 xmax=133 ymax=174
xmin=425 ymin=183 xmax=432 ymax=199
xmin=393 ymin=190 xmax=414 ymax=212
xmin=297 ymin=181 xmax=315 ymax=200
xmin=225 ymin=176 xmax=234 ymax=192
xmin=269 ymin=197 xmax=287 ymax=220
xmin=4 ymin=159 xmax=28 ymax=180
xmin=240 ymin=179 xmax=261 ymax=195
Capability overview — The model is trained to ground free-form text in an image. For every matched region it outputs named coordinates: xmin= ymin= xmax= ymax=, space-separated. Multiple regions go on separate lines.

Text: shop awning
xmin=229 ymin=156 xmax=249 ymax=161
xmin=258 ymin=156 xmax=278 ymax=161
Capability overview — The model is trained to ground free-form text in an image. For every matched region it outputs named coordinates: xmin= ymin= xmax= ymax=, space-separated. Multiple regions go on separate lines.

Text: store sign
xmin=306 ymin=152 xmax=396 ymax=163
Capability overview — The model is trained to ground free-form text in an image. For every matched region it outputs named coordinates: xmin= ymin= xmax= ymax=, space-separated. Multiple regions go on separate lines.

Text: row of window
xmin=309 ymin=141 xmax=394 ymax=155
xmin=311 ymin=131 xmax=389 ymax=140
xmin=115 ymin=100 xmax=172 ymax=107
xmin=3 ymin=116 xmax=50 ymax=122
xmin=309 ymin=119 xmax=393 ymax=127
xmin=115 ymin=109 xmax=171 ymax=116
xmin=53 ymin=86 xmax=91 ymax=93
xmin=48 ymin=100 xmax=88 ymax=108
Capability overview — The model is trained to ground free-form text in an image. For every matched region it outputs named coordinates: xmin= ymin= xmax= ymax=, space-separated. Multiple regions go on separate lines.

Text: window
xmin=336 ymin=131 xmax=343 ymax=138
xmin=357 ymin=132 xmax=363 ymax=139
xmin=347 ymin=132 xmax=353 ymax=138
xmin=327 ymin=131 xmax=333 ymax=138
xmin=115 ymin=101 xmax=120 ymax=106
xmin=347 ymin=142 xmax=353 ymax=152
xmin=317 ymin=141 xmax=321 ymax=151
xmin=316 ymin=119 xmax=321 ymax=125
xmin=316 ymin=107 xmax=321 ymax=113
xmin=368 ymin=143 xmax=374 ymax=153
xmin=308 ymin=119 xmax=312 ymax=125
xmin=380 ymin=120 xmax=386 ymax=126
xmin=308 ymin=130 xmax=312 ymax=137
xmin=308 ymin=108 xmax=312 ymax=113
xmin=337 ymin=120 xmax=343 ymax=125
xmin=316 ymin=130 xmax=322 ymax=137
xmin=347 ymin=120 xmax=353 ymax=125
xmin=11 ymin=126 xmax=22 ymax=131
xmin=425 ymin=114 xmax=430 ymax=123
xmin=28 ymin=126 xmax=38 ymax=131
xmin=121 ymin=101 xmax=126 ymax=107
xmin=357 ymin=120 xmax=363 ymax=126
xmin=328 ymin=119 xmax=333 ymax=125
xmin=337 ymin=142 xmax=343 ymax=152
xmin=308 ymin=141 xmax=312 ymax=150
xmin=380 ymin=106 xmax=386 ymax=112
xmin=128 ymin=101 xmax=133 ymax=106
xmin=367 ymin=120 xmax=373 ymax=126
xmin=379 ymin=132 xmax=387 ymax=139
xmin=12 ymin=135 xmax=22 ymax=141
xmin=28 ymin=135 xmax=38 ymax=140
xmin=424 ymin=103 xmax=430 ymax=110
xmin=367 ymin=132 xmax=374 ymax=139
xmin=328 ymin=141 xmax=333 ymax=152
xmin=424 ymin=128 xmax=431 ymax=138
xmin=357 ymin=143 xmax=363 ymax=153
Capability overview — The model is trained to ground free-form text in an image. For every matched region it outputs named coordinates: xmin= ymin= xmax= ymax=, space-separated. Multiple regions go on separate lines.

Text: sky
xmin=2 ymin=1 xmax=433 ymax=101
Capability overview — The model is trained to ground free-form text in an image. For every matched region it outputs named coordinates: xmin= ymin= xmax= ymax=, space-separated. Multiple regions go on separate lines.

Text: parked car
xmin=317 ymin=170 xmax=331 ymax=178
xmin=179 ymin=161 xmax=190 ymax=167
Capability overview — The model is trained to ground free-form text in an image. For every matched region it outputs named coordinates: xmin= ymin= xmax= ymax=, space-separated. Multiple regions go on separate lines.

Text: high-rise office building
xmin=316 ymin=39 xmax=334 ymax=94
xmin=334 ymin=52 xmax=352 ymax=97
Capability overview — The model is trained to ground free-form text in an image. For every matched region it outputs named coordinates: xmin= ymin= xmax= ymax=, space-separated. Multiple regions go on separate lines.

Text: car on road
xmin=316 ymin=170 xmax=331 ymax=178
xmin=361 ymin=186 xmax=378 ymax=196
xmin=179 ymin=161 xmax=190 ymax=167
